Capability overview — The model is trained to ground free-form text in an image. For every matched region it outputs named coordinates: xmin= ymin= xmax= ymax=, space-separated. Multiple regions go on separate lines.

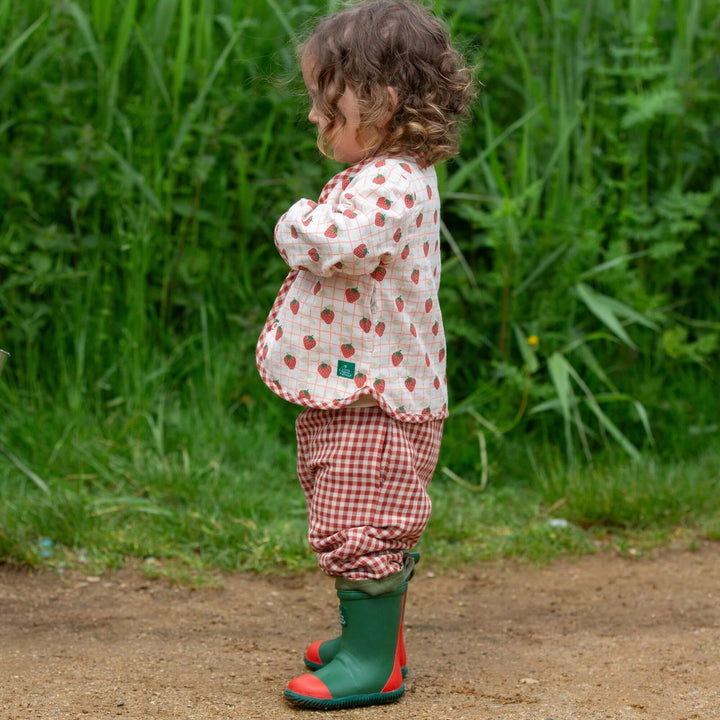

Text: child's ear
xmin=380 ymin=86 xmax=398 ymax=127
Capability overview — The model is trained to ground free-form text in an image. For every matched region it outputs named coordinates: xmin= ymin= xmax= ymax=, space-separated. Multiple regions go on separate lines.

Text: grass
xmin=1 ymin=0 xmax=719 ymax=578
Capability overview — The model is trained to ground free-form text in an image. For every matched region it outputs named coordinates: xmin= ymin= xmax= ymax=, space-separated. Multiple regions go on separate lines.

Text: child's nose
xmin=308 ymin=105 xmax=319 ymax=125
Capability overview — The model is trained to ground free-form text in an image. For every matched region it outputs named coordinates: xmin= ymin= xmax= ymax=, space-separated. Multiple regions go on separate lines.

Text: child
xmin=255 ymin=0 xmax=474 ymax=709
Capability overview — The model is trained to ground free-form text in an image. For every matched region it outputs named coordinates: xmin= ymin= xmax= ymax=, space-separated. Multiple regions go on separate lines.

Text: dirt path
xmin=1 ymin=544 xmax=719 ymax=720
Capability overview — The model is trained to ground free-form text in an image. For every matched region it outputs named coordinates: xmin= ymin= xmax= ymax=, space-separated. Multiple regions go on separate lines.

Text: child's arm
xmin=274 ymin=163 xmax=412 ymax=278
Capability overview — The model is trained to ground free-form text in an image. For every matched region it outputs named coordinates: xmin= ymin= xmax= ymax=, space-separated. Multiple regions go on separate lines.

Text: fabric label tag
xmin=337 ymin=360 xmax=355 ymax=379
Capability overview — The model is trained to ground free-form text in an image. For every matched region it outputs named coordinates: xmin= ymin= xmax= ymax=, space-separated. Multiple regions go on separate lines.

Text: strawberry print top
xmin=256 ymin=156 xmax=448 ymax=423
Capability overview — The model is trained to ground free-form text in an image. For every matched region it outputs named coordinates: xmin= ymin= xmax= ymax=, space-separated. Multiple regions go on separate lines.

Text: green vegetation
xmin=1 ymin=0 xmax=718 ymax=577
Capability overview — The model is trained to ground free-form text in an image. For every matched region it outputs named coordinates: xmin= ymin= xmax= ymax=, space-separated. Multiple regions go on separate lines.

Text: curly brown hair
xmin=301 ymin=0 xmax=476 ymax=167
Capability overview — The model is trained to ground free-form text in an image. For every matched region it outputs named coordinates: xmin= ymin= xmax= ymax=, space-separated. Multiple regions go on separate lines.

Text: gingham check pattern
xmin=295 ymin=406 xmax=444 ymax=580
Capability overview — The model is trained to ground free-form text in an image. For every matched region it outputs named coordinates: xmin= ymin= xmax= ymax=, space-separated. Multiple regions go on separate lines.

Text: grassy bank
xmin=1 ymin=0 xmax=719 ymax=575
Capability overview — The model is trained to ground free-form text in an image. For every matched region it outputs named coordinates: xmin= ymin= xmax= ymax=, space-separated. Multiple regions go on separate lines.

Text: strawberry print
xmin=371 ymin=266 xmax=387 ymax=282
xmin=341 ymin=175 xmax=354 ymax=190
xmin=416 ymin=213 xmax=424 ymax=228
xmin=392 ymin=350 xmax=404 ymax=367
xmin=373 ymin=174 xmax=386 ymax=184
xmin=318 ymin=362 xmax=331 ymax=378
xmin=290 ymin=298 xmax=300 ymax=315
xmin=284 ymin=354 xmax=296 ymax=369
xmin=359 ymin=317 xmax=372 ymax=333
xmin=354 ymin=371 xmax=367 ymax=388
xmin=375 ymin=159 xmax=386 ymax=168
xmin=377 ymin=197 xmax=392 ymax=210
xmin=261 ymin=344 xmax=269 ymax=360
xmin=404 ymin=194 xmax=415 ymax=208
xmin=395 ymin=296 xmax=404 ymax=312
xmin=433 ymin=209 xmax=438 ymax=224
xmin=426 ymin=184 xmax=432 ymax=199
xmin=353 ymin=243 xmax=368 ymax=258
xmin=405 ymin=377 xmax=416 ymax=392
xmin=393 ymin=228 xmax=402 ymax=243
xmin=374 ymin=212 xmax=386 ymax=227
xmin=302 ymin=217 xmax=312 ymax=227
xmin=375 ymin=321 xmax=386 ymax=337
xmin=299 ymin=389 xmax=311 ymax=400
xmin=411 ymin=269 xmax=420 ymax=284
xmin=345 ymin=287 xmax=360 ymax=303
xmin=401 ymin=244 xmax=410 ymax=260
xmin=290 ymin=225 xmax=298 ymax=239
xmin=374 ymin=378 xmax=385 ymax=394
xmin=343 ymin=209 xmax=358 ymax=218
xmin=321 ymin=307 xmax=335 ymax=324
xmin=425 ymin=298 xmax=433 ymax=313
xmin=423 ymin=241 xmax=430 ymax=257
xmin=308 ymin=248 xmax=320 ymax=262
xmin=433 ymin=376 xmax=441 ymax=389
xmin=439 ymin=348 xmax=446 ymax=362
xmin=313 ymin=281 xmax=322 ymax=295
xmin=400 ymin=162 xmax=412 ymax=173
xmin=275 ymin=324 xmax=283 ymax=340
xmin=324 ymin=224 xmax=338 ymax=238
xmin=432 ymin=321 xmax=440 ymax=336
xmin=410 ymin=323 xmax=417 ymax=338
xmin=303 ymin=335 xmax=316 ymax=350
xmin=340 ymin=343 xmax=355 ymax=358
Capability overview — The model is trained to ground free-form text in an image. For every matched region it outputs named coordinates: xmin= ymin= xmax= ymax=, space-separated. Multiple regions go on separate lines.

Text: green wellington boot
xmin=285 ymin=582 xmax=406 ymax=709
xmin=303 ymin=552 xmax=419 ymax=677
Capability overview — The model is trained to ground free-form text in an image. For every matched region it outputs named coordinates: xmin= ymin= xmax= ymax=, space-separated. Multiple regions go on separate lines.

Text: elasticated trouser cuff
xmin=334 ymin=553 xmax=418 ymax=596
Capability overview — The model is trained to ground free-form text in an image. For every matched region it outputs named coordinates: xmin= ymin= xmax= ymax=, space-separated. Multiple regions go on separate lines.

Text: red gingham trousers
xmin=295 ymin=406 xmax=444 ymax=580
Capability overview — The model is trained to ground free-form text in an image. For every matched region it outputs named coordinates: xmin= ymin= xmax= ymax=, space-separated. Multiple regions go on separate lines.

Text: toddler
xmin=256 ymin=0 xmax=474 ymax=709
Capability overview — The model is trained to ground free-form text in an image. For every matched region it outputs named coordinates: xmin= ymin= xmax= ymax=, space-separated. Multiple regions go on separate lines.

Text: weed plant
xmin=1 ymin=0 xmax=719 ymax=573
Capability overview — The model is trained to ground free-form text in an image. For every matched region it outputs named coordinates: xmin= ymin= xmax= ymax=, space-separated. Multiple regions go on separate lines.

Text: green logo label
xmin=337 ymin=360 xmax=355 ymax=379
xmin=339 ymin=605 xmax=347 ymax=626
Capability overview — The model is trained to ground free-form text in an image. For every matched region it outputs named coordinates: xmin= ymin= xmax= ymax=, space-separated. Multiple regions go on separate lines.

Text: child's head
xmin=300 ymin=0 xmax=475 ymax=167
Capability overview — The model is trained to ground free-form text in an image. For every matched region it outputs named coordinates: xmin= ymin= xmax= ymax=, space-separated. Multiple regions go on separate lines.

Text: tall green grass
xmin=1 ymin=0 xmax=719 ymax=572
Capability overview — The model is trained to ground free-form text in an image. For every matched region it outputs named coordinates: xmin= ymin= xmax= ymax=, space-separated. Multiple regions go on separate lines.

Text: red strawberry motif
xmin=393 ymin=228 xmax=402 ymax=243
xmin=290 ymin=298 xmax=300 ymax=315
xmin=432 ymin=321 xmax=440 ymax=336
xmin=341 ymin=175 xmax=354 ymax=190
xmin=334 ymin=261 xmax=344 ymax=270
xmin=392 ymin=350 xmax=404 ymax=367
xmin=321 ymin=307 xmax=335 ymax=324
xmin=395 ymin=296 xmax=404 ymax=312
xmin=324 ymin=225 xmax=338 ymax=239
xmin=426 ymin=184 xmax=432 ymax=199
xmin=373 ymin=174 xmax=386 ymax=184
xmin=434 ymin=209 xmax=438 ymax=224
xmin=303 ymin=335 xmax=316 ymax=350
xmin=404 ymin=194 xmax=415 ymax=208
xmin=374 ymin=212 xmax=386 ymax=227
xmin=375 ymin=321 xmax=386 ymax=337
xmin=275 ymin=325 xmax=283 ymax=340
xmin=345 ymin=287 xmax=360 ymax=303
xmin=354 ymin=372 xmax=367 ymax=388
xmin=422 ymin=406 xmax=432 ymax=416
xmin=374 ymin=378 xmax=385 ymax=394
xmin=261 ymin=344 xmax=269 ymax=360
xmin=318 ymin=362 xmax=331 ymax=378
xmin=423 ymin=241 xmax=430 ymax=257
xmin=290 ymin=225 xmax=298 ymax=239
xmin=410 ymin=323 xmax=417 ymax=338
xmin=299 ymin=389 xmax=311 ymax=400
xmin=425 ymin=298 xmax=433 ymax=313
xmin=416 ymin=213 xmax=424 ymax=228
xmin=400 ymin=162 xmax=412 ymax=173
xmin=375 ymin=159 xmax=386 ymax=168
xmin=302 ymin=217 xmax=312 ymax=227
xmin=425 ymin=353 xmax=431 ymax=367
xmin=439 ymin=348 xmax=446 ymax=362
xmin=371 ymin=266 xmax=386 ymax=282
xmin=284 ymin=354 xmax=296 ymax=369
xmin=401 ymin=244 xmax=410 ymax=260
xmin=340 ymin=343 xmax=355 ymax=358
xmin=405 ymin=377 xmax=416 ymax=392
xmin=308 ymin=200 xmax=318 ymax=209
xmin=313 ymin=281 xmax=322 ymax=295
xmin=377 ymin=197 xmax=392 ymax=210
xmin=359 ymin=317 xmax=372 ymax=333
xmin=308 ymin=248 xmax=320 ymax=262
xmin=411 ymin=269 xmax=420 ymax=284
xmin=433 ymin=376 xmax=441 ymax=389
xmin=353 ymin=244 xmax=368 ymax=258
xmin=344 ymin=209 xmax=358 ymax=218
